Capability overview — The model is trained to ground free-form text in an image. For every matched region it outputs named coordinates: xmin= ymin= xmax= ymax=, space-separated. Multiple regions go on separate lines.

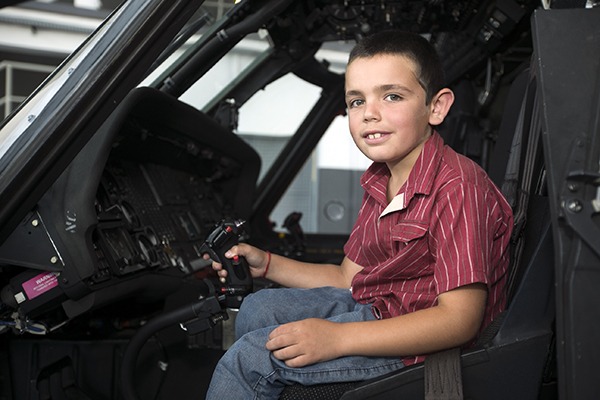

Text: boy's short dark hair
xmin=348 ymin=30 xmax=445 ymax=104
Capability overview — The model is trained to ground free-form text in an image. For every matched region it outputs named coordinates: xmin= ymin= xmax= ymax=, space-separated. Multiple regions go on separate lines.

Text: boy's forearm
xmin=265 ymin=253 xmax=350 ymax=289
xmin=337 ymin=283 xmax=487 ymax=358
xmin=337 ymin=307 xmax=467 ymax=358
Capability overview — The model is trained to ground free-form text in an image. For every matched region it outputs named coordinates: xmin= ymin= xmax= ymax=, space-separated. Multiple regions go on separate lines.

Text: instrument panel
xmin=0 ymin=87 xmax=260 ymax=332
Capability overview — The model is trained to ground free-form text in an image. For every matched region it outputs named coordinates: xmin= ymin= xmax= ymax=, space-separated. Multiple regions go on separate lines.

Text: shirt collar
xmin=360 ymin=132 xmax=444 ymax=215
xmin=406 ymin=131 xmax=444 ymax=198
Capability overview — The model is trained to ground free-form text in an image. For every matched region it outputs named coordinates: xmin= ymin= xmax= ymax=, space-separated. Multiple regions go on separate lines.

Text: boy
xmin=206 ymin=30 xmax=513 ymax=399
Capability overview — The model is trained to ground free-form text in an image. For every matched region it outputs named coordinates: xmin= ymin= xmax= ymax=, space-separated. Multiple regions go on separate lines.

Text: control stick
xmin=200 ymin=219 xmax=253 ymax=297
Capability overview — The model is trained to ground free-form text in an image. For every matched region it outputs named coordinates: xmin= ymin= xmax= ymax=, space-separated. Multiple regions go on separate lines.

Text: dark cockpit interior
xmin=0 ymin=0 xmax=598 ymax=399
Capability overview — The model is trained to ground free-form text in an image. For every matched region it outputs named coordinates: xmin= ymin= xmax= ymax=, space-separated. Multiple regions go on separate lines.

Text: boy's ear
xmin=428 ymin=88 xmax=455 ymax=126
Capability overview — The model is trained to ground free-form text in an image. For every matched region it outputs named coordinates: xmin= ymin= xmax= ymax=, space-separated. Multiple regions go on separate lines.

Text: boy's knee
xmin=235 ymin=289 xmax=280 ymax=338
xmin=235 ymin=292 xmax=259 ymax=338
xmin=209 ymin=329 xmax=275 ymax=396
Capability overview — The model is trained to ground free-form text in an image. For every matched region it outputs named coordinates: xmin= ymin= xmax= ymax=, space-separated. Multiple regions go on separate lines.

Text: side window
xmin=237 ymin=72 xmax=323 ymax=232
xmin=225 ymin=44 xmax=371 ymax=236
xmin=265 ymin=115 xmax=370 ymax=235
xmin=240 ymin=89 xmax=370 ymax=235
xmin=314 ymin=116 xmax=371 ymax=234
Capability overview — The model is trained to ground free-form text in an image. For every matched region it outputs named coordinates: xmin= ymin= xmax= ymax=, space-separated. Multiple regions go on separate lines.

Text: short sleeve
xmin=428 ymin=183 xmax=500 ymax=295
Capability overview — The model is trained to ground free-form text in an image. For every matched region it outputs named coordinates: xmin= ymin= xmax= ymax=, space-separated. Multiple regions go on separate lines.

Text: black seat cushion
xmin=280 ymin=382 xmax=360 ymax=400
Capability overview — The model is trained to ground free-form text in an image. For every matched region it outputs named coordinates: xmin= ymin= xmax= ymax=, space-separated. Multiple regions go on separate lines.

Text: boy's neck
xmin=385 ymin=148 xmax=424 ymax=202
xmin=384 ymin=129 xmax=434 ymax=202
xmin=386 ymin=172 xmax=407 ymax=203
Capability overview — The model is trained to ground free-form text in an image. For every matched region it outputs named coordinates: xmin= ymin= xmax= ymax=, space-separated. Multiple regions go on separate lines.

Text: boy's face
xmin=345 ymin=54 xmax=438 ymax=170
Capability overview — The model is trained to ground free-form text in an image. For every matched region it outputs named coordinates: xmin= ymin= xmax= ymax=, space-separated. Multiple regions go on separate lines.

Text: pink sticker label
xmin=22 ymin=272 xmax=59 ymax=300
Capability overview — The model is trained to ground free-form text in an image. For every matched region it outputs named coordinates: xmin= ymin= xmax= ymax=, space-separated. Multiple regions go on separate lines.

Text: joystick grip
xmin=201 ymin=219 xmax=252 ymax=295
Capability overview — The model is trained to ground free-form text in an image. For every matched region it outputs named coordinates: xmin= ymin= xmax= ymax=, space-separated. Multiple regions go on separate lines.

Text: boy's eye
xmin=385 ymin=93 xmax=402 ymax=101
xmin=348 ymin=99 xmax=364 ymax=108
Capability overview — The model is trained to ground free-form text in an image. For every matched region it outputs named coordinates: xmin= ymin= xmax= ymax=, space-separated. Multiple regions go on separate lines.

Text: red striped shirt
xmin=344 ymin=132 xmax=513 ymax=365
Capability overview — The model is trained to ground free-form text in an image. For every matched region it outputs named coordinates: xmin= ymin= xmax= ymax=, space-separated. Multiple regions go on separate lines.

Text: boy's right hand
xmin=206 ymin=243 xmax=270 ymax=282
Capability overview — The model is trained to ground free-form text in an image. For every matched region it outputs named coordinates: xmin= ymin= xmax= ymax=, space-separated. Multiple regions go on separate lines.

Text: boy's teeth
xmin=367 ymin=133 xmax=382 ymax=139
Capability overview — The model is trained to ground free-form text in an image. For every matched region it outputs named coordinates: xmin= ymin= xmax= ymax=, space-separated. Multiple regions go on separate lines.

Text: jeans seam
xmin=276 ymin=359 xmax=405 ymax=383
xmin=253 ymin=367 xmax=283 ymax=399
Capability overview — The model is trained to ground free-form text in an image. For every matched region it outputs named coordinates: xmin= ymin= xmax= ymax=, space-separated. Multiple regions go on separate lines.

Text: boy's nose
xmin=363 ymin=103 xmax=380 ymax=121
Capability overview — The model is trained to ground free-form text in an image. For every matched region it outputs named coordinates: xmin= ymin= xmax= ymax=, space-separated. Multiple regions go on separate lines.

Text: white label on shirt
xmin=380 ymin=193 xmax=405 ymax=219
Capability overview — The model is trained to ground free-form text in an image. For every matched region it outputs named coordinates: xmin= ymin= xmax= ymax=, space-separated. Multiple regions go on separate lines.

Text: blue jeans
xmin=206 ymin=287 xmax=405 ymax=399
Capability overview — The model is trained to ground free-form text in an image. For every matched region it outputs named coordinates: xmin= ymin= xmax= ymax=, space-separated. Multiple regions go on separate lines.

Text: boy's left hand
xmin=266 ymin=318 xmax=342 ymax=367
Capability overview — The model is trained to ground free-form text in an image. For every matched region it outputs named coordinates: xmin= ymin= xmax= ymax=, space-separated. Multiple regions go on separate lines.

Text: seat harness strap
xmin=424 ymin=347 xmax=464 ymax=400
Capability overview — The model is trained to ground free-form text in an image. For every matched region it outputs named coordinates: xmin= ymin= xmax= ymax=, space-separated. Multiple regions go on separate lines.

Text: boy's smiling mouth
xmin=363 ymin=131 xmax=390 ymax=141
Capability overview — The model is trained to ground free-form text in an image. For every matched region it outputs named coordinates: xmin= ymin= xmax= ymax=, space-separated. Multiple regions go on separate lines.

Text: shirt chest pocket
xmin=382 ymin=221 xmax=431 ymax=280
xmin=390 ymin=221 xmax=429 ymax=255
